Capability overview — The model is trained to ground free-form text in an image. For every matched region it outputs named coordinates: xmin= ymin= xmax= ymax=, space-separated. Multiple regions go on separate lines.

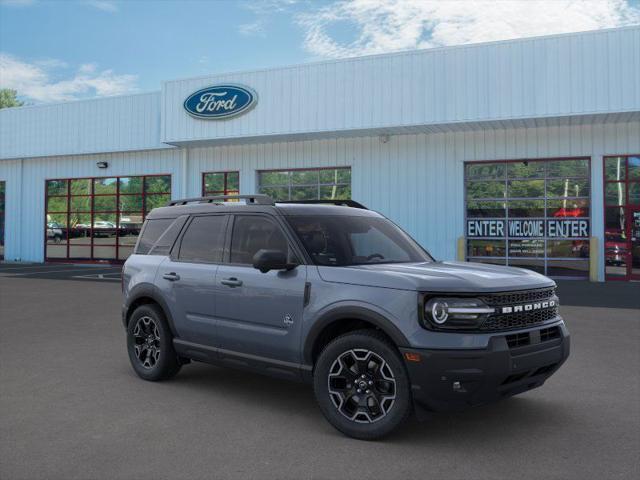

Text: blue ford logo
xmin=183 ymin=84 xmax=257 ymax=119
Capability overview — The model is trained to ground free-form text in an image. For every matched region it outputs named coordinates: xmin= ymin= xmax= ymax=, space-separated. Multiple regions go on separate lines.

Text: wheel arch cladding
xmin=125 ymin=287 xmax=178 ymax=337
xmin=304 ymin=306 xmax=410 ymax=365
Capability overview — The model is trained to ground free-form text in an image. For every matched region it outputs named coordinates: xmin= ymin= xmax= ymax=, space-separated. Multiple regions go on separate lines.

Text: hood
xmin=317 ymin=261 xmax=555 ymax=293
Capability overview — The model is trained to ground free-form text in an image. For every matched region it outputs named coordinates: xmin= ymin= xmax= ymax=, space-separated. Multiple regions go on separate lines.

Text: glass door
xmin=604 ymin=155 xmax=640 ymax=281
xmin=631 ymin=208 xmax=640 ymax=280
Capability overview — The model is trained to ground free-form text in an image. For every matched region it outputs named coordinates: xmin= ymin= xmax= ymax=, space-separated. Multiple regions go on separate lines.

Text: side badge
xmin=283 ymin=314 xmax=294 ymax=326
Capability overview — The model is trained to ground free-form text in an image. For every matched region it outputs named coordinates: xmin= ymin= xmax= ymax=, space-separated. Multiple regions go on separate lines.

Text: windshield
xmin=286 ymin=215 xmax=432 ymax=266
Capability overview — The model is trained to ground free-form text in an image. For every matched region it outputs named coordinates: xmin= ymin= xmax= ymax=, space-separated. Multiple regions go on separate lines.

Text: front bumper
xmin=400 ymin=320 xmax=570 ymax=414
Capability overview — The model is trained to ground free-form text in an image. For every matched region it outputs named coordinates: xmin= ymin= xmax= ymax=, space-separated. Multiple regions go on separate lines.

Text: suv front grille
xmin=478 ymin=287 xmax=556 ymax=307
xmin=479 ymin=287 xmax=558 ymax=331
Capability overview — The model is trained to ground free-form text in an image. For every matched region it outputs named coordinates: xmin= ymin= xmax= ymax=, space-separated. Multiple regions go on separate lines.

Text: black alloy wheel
xmin=327 ymin=348 xmax=397 ymax=423
xmin=314 ymin=330 xmax=412 ymax=440
xmin=126 ymin=304 xmax=181 ymax=381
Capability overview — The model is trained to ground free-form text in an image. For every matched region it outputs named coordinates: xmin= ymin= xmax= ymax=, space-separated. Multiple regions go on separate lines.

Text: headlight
xmin=423 ymin=297 xmax=494 ymax=330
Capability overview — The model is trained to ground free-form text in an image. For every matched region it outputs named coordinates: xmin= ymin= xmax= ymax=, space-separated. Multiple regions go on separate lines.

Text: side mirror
xmin=252 ymin=249 xmax=297 ymax=273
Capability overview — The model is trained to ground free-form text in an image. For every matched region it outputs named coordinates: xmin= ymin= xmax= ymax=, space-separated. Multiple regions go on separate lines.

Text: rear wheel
xmin=313 ymin=330 xmax=412 ymax=440
xmin=126 ymin=304 xmax=181 ymax=381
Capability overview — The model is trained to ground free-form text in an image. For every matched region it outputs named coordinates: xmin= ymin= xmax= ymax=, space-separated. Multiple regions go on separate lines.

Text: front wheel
xmin=126 ymin=304 xmax=181 ymax=381
xmin=313 ymin=330 xmax=412 ymax=440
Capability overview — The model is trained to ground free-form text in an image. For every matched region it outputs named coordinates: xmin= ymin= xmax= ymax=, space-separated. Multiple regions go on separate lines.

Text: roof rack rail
xmin=277 ymin=199 xmax=368 ymax=209
xmin=167 ymin=194 xmax=274 ymax=206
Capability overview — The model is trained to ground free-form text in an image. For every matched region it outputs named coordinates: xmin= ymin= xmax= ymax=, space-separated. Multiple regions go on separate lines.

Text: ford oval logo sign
xmin=183 ymin=84 xmax=257 ymax=119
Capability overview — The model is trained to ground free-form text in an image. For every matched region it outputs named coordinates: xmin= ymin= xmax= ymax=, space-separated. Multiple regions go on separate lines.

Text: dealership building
xmin=1 ymin=26 xmax=639 ymax=281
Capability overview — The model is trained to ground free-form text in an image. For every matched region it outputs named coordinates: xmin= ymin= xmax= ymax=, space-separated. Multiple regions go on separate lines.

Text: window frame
xmin=202 ymin=171 xmax=240 ymax=197
xmin=463 ymin=157 xmax=592 ymax=278
xmin=44 ymin=173 xmax=171 ymax=263
xmin=256 ymin=166 xmax=351 ymax=201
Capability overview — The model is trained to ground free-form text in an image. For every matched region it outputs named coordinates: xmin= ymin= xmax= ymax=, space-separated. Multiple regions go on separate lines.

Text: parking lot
xmin=0 ymin=264 xmax=639 ymax=480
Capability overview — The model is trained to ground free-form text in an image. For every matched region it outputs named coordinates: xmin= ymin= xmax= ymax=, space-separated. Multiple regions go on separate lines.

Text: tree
xmin=0 ymin=89 xmax=24 ymax=109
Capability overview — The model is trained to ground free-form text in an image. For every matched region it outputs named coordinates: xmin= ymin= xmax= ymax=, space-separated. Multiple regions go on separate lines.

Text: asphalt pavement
xmin=0 ymin=267 xmax=638 ymax=480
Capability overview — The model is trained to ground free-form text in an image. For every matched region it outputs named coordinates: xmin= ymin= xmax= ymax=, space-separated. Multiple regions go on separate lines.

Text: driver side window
xmin=230 ymin=215 xmax=294 ymax=264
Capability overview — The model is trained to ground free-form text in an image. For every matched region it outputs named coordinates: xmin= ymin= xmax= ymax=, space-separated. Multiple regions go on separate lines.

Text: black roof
xmin=146 ymin=195 xmax=380 ymax=219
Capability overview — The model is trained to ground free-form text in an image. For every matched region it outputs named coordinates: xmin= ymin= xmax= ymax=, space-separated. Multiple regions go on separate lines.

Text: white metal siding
xmin=162 ymin=27 xmax=640 ymax=144
xmin=0 ymin=149 xmax=183 ymax=262
xmin=184 ymin=120 xmax=639 ymax=281
xmin=0 ymin=92 xmax=168 ymax=160
xmin=1 ymin=119 xmax=638 ymax=280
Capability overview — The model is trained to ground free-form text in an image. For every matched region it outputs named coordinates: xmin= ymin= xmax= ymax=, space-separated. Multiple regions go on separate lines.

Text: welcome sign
xmin=184 ymin=84 xmax=257 ymax=119
xmin=467 ymin=219 xmax=590 ymax=238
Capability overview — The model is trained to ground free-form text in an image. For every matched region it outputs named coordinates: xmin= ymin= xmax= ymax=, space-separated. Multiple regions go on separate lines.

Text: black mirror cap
xmin=252 ymin=249 xmax=296 ymax=273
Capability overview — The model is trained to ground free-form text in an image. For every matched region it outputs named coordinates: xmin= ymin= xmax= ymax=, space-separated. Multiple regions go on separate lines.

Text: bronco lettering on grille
xmin=500 ymin=300 xmax=556 ymax=314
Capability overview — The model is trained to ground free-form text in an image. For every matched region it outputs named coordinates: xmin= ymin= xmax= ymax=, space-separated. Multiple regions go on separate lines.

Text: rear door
xmin=214 ymin=214 xmax=307 ymax=365
xmin=156 ymin=214 xmax=228 ymax=346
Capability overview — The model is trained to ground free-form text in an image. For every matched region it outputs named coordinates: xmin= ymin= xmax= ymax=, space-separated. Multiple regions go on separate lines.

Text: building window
xmin=45 ymin=174 xmax=171 ymax=262
xmin=603 ymin=155 xmax=640 ymax=280
xmin=202 ymin=171 xmax=240 ymax=197
xmin=465 ymin=158 xmax=591 ymax=278
xmin=0 ymin=181 xmax=5 ymax=260
xmin=257 ymin=167 xmax=351 ymax=201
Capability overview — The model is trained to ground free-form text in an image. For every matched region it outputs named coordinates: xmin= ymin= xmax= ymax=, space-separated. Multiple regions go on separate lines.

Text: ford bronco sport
xmin=122 ymin=195 xmax=570 ymax=439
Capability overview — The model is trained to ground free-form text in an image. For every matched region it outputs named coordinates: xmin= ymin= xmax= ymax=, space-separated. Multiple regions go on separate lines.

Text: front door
xmin=215 ymin=214 xmax=307 ymax=365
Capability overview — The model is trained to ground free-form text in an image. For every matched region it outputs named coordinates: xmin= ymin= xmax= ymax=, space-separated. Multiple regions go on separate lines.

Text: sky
xmin=1 ymin=0 xmax=639 ymax=104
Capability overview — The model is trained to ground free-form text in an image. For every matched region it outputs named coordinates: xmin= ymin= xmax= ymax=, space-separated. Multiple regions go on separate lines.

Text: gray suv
xmin=122 ymin=195 xmax=570 ymax=439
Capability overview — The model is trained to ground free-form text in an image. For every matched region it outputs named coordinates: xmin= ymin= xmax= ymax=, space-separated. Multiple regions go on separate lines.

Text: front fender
xmin=302 ymin=303 xmax=411 ymax=365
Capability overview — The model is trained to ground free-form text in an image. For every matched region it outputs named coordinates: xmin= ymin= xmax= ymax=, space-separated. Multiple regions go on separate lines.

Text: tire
xmin=313 ymin=329 xmax=412 ymax=440
xmin=126 ymin=304 xmax=181 ymax=381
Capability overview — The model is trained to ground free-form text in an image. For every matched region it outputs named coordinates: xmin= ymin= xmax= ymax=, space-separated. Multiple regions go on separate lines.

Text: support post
xmin=589 ymin=236 xmax=599 ymax=282
xmin=457 ymin=237 xmax=465 ymax=262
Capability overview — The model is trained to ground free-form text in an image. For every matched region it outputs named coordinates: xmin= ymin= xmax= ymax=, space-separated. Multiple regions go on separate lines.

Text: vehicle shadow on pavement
xmin=133 ymin=360 xmax=575 ymax=443
xmin=396 ymin=396 xmax=574 ymax=443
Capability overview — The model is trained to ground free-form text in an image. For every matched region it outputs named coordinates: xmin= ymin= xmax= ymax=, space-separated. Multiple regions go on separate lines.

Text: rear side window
xmin=178 ymin=215 xmax=227 ymax=263
xmin=148 ymin=215 xmax=188 ymax=255
xmin=136 ymin=218 xmax=174 ymax=255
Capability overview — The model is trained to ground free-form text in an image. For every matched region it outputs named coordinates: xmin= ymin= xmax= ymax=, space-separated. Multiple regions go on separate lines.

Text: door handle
xmin=220 ymin=277 xmax=243 ymax=287
xmin=162 ymin=272 xmax=180 ymax=281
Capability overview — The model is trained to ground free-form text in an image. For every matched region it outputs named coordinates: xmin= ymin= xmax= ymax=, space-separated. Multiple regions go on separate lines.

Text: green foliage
xmin=0 ymin=89 xmax=24 ymax=109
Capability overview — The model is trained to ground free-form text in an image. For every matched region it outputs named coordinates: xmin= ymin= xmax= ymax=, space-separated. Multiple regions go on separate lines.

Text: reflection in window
xmin=0 ymin=181 xmax=4 ymax=260
xmin=507 ymin=180 xmax=545 ymax=198
xmin=258 ymin=167 xmax=351 ymax=201
xmin=465 ymin=158 xmax=590 ymax=278
xmin=604 ymin=157 xmax=626 ymax=181
xmin=230 ymin=216 xmax=289 ymax=264
xmin=629 ymin=156 xmax=640 ymax=180
xmin=605 ymin=183 xmax=625 ymax=206
xmin=203 ymin=171 xmax=240 ymax=197
xmin=508 ymin=200 xmax=545 ymax=218
xmin=45 ymin=175 xmax=171 ymax=262
xmin=467 ymin=240 xmax=506 ymax=257
xmin=466 ymin=201 xmax=506 ymax=218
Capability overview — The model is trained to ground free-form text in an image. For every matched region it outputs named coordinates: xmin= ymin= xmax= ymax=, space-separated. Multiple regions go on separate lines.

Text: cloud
xmin=238 ymin=19 xmax=266 ymax=37
xmin=83 ymin=0 xmax=118 ymax=12
xmin=242 ymin=0 xmax=299 ymax=15
xmin=0 ymin=53 xmax=138 ymax=103
xmin=238 ymin=0 xmax=299 ymax=36
xmin=297 ymin=0 xmax=640 ymax=58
